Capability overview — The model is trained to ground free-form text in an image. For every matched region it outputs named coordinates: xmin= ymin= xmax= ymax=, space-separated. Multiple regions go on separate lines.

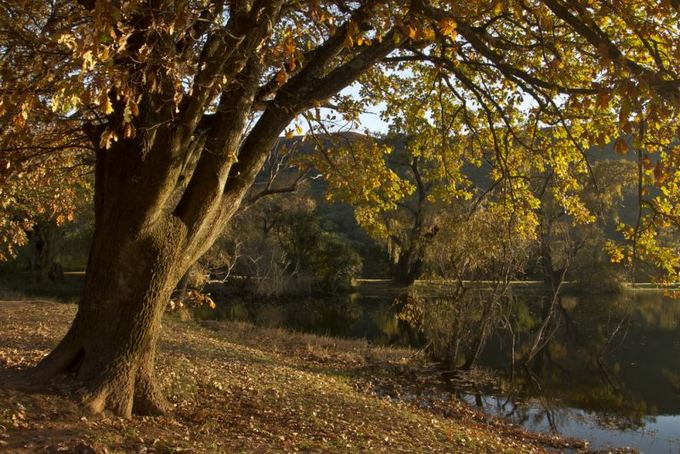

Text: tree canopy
xmin=2 ymin=1 xmax=679 ymax=258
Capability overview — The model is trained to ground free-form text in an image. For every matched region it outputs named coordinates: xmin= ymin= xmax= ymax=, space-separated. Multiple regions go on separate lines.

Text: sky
xmin=289 ymin=83 xmax=390 ymax=137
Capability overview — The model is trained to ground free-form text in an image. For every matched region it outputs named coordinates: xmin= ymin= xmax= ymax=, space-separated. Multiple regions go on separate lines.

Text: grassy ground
xmin=0 ymin=296 xmax=592 ymax=453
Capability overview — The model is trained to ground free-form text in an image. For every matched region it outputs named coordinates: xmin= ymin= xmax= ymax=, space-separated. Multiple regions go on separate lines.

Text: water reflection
xmin=479 ymin=290 xmax=680 ymax=452
xmin=196 ymin=288 xmax=680 ymax=452
xmin=194 ymin=293 xmax=417 ymax=345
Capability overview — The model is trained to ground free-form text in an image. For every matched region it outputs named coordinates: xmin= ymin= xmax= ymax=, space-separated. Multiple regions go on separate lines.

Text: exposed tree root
xmin=28 ymin=324 xmax=83 ymax=386
xmin=30 ymin=333 xmax=168 ymax=418
xmin=84 ymin=376 xmax=135 ymax=417
xmin=133 ymin=372 xmax=171 ymax=416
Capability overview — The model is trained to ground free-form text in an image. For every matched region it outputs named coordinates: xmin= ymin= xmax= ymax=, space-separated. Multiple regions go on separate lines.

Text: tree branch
xmin=540 ymin=0 xmax=680 ymax=99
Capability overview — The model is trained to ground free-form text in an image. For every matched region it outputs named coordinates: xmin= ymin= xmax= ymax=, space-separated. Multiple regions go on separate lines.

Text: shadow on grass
xmin=0 ymin=365 xmax=31 ymax=391
xmin=0 ymin=364 xmax=93 ymax=452
xmin=0 ymin=366 xmax=74 ymax=403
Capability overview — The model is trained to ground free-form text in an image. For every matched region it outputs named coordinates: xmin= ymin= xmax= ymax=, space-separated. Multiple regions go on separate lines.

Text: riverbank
xmin=351 ymin=278 xmax=679 ymax=297
xmin=0 ymin=296 xmax=595 ymax=453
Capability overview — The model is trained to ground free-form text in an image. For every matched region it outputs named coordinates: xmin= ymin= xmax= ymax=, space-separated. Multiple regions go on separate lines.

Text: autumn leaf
xmin=654 ymin=161 xmax=667 ymax=185
xmin=99 ymin=92 xmax=114 ymax=115
xmin=275 ymin=68 xmax=288 ymax=86
xmin=407 ymin=25 xmax=417 ymax=40
xmin=439 ymin=18 xmax=457 ymax=38
xmin=99 ymin=127 xmax=118 ymax=149
xmin=614 ymin=137 xmax=628 ymax=154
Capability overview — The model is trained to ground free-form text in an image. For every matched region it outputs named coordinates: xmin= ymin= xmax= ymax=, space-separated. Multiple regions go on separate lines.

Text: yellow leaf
xmin=275 ymin=68 xmax=288 ymax=86
xmin=99 ymin=127 xmax=118 ymax=149
xmin=654 ymin=161 xmax=667 ymax=184
xmin=439 ymin=18 xmax=457 ymax=38
xmin=285 ymin=39 xmax=296 ymax=55
xmin=343 ymin=32 xmax=354 ymax=48
xmin=100 ymin=92 xmax=114 ymax=115
xmin=407 ymin=25 xmax=417 ymax=40
xmin=129 ymin=99 xmax=139 ymax=117
xmin=123 ymin=123 xmax=135 ymax=139
xmin=81 ymin=50 xmax=95 ymax=71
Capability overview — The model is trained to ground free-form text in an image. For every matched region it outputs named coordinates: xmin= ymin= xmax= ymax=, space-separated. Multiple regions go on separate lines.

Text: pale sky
xmin=287 ymin=84 xmax=390 ymax=136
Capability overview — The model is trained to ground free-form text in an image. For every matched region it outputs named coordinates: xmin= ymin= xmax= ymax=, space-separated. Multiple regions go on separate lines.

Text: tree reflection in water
xmin=475 ymin=290 xmax=680 ymax=435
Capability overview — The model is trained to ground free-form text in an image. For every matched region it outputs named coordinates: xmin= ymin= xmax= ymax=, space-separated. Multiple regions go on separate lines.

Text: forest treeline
xmin=3 ymin=131 xmax=649 ymax=296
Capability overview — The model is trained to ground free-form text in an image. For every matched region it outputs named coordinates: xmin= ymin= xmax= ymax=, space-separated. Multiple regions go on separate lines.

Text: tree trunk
xmin=31 ymin=210 xmax=189 ymax=418
xmin=462 ymin=305 xmax=494 ymax=370
xmin=29 ymin=222 xmax=64 ymax=282
xmin=391 ymin=252 xmax=423 ymax=287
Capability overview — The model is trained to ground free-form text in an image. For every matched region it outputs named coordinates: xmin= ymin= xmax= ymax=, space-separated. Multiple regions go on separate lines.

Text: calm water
xmin=196 ymin=288 xmax=680 ymax=453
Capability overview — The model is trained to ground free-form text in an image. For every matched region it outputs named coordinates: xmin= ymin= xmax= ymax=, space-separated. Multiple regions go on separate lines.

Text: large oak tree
xmin=0 ymin=0 xmax=678 ymax=417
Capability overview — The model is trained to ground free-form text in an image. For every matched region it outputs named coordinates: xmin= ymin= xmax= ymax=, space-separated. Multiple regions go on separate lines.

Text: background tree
xmin=203 ymin=183 xmax=362 ymax=296
xmin=0 ymin=150 xmax=92 ymax=273
xmin=535 ymin=158 xmax=638 ymax=292
xmin=316 ymin=62 xmax=548 ymax=286
xmin=1 ymin=0 xmax=678 ymax=417
xmin=398 ymin=201 xmax=533 ymax=369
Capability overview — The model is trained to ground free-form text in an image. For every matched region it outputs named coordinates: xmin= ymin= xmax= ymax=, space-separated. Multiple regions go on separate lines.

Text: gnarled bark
xmin=32 ymin=213 xmax=186 ymax=417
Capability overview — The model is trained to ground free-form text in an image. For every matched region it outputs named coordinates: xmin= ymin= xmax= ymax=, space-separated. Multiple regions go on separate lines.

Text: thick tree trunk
xmin=28 ymin=60 xmax=269 ymax=417
xmin=391 ymin=252 xmax=423 ymax=287
xmin=31 ymin=212 xmax=188 ymax=418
